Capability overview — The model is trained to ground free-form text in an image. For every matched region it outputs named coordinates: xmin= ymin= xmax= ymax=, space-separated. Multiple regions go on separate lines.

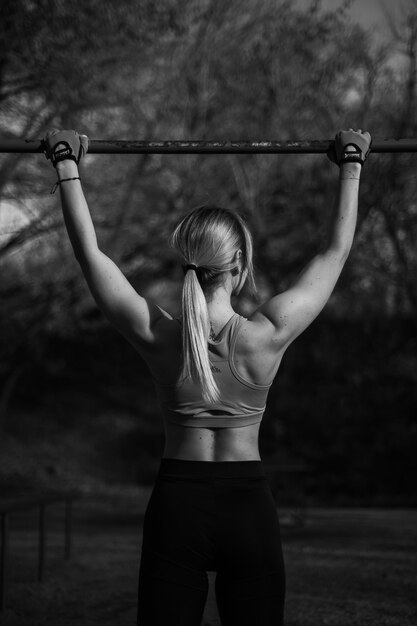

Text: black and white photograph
xmin=0 ymin=0 xmax=416 ymax=624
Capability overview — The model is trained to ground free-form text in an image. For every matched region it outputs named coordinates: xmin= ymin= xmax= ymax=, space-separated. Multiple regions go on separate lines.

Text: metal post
xmin=0 ymin=513 xmax=9 ymax=612
xmin=38 ymin=504 xmax=45 ymax=582
xmin=64 ymin=499 xmax=72 ymax=560
xmin=0 ymin=138 xmax=417 ymax=154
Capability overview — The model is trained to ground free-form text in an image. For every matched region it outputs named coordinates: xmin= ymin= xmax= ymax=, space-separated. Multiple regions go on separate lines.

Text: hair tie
xmin=50 ymin=176 xmax=81 ymax=194
xmin=183 ymin=264 xmax=199 ymax=274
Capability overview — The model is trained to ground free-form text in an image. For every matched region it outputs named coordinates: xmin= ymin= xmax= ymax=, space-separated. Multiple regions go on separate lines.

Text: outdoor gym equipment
xmin=0 ymin=138 xmax=416 ymax=154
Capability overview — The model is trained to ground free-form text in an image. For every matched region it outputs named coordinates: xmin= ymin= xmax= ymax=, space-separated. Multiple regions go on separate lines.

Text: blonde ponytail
xmin=182 ymin=269 xmax=220 ymax=403
xmin=171 ymin=206 xmax=255 ymax=404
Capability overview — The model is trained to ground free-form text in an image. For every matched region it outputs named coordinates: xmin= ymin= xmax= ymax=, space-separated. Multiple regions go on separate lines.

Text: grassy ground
xmin=1 ymin=492 xmax=416 ymax=626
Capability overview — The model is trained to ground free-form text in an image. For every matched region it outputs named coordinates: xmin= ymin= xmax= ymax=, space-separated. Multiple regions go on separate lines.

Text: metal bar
xmin=38 ymin=504 xmax=45 ymax=582
xmin=0 ymin=513 xmax=8 ymax=612
xmin=1 ymin=138 xmax=417 ymax=154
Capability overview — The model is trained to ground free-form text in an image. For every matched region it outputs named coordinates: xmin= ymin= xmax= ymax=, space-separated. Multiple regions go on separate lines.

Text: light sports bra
xmin=153 ymin=314 xmax=272 ymax=428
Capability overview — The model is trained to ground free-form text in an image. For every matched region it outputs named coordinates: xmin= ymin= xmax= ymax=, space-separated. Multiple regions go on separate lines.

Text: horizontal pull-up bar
xmin=0 ymin=138 xmax=417 ymax=154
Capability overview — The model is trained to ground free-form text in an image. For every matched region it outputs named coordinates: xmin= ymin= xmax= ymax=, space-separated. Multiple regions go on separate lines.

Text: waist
xmin=158 ymin=457 xmax=266 ymax=480
xmin=162 ymin=418 xmax=261 ymax=462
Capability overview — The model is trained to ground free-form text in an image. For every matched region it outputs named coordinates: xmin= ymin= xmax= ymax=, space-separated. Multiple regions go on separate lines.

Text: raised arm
xmin=44 ymin=130 xmax=169 ymax=351
xmin=251 ymin=129 xmax=372 ymax=349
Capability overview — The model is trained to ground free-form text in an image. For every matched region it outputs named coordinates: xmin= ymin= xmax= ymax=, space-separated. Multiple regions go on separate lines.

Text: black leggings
xmin=137 ymin=458 xmax=285 ymax=625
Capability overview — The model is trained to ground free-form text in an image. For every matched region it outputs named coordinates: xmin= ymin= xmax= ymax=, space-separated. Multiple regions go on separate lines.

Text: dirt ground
xmin=1 ymin=491 xmax=416 ymax=626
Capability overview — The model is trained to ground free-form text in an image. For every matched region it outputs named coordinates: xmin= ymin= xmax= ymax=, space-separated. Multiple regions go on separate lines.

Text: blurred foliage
xmin=0 ymin=0 xmax=416 ymax=503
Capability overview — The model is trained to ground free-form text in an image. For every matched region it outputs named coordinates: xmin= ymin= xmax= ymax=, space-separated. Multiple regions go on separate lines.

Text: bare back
xmin=142 ymin=312 xmax=284 ymax=462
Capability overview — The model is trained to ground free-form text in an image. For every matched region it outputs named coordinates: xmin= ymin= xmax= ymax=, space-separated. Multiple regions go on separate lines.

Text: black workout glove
xmin=43 ymin=130 xmax=88 ymax=167
xmin=327 ymin=129 xmax=372 ymax=166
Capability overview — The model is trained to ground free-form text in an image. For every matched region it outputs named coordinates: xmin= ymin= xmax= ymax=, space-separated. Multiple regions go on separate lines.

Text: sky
xmin=298 ymin=0 xmax=413 ymax=43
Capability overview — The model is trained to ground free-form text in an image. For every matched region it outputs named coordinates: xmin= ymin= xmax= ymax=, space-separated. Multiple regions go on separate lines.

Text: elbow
xmin=73 ymin=247 xmax=83 ymax=265
xmin=337 ymin=245 xmax=351 ymax=264
xmin=73 ymin=247 xmax=89 ymax=268
xmin=324 ymin=244 xmax=351 ymax=266
xmin=73 ymin=244 xmax=100 ymax=270
xmin=326 ymin=233 xmax=353 ymax=263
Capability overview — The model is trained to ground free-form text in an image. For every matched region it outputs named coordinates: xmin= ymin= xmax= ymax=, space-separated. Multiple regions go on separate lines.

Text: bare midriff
xmin=162 ymin=420 xmax=262 ymax=461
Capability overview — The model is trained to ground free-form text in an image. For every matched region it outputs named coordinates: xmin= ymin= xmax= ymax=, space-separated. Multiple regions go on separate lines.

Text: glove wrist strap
xmin=339 ymin=147 xmax=364 ymax=166
xmin=50 ymin=140 xmax=79 ymax=167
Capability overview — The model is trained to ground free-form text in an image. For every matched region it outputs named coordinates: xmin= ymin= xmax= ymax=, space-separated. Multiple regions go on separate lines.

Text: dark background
xmin=1 ymin=0 xmax=416 ymax=505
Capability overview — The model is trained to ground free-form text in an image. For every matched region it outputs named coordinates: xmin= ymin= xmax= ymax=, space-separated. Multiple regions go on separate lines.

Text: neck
xmin=205 ymin=286 xmax=234 ymax=324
